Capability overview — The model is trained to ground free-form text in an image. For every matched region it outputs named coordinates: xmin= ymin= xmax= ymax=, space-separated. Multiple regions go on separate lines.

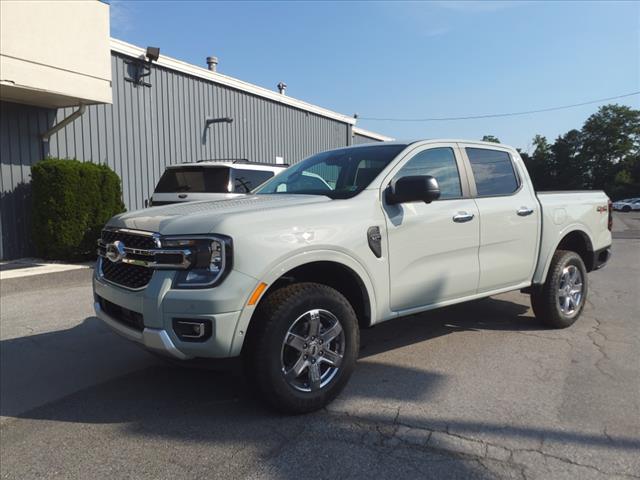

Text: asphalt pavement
xmin=1 ymin=213 xmax=639 ymax=479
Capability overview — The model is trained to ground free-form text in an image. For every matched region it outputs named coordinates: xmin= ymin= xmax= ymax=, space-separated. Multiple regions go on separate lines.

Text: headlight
xmin=162 ymin=235 xmax=232 ymax=288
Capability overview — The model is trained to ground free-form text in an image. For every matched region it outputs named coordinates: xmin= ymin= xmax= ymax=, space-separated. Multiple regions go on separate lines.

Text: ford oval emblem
xmin=105 ymin=240 xmax=126 ymax=263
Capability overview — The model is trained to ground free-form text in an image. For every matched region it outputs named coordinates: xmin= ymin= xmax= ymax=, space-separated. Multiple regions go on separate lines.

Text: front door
xmin=383 ymin=144 xmax=480 ymax=312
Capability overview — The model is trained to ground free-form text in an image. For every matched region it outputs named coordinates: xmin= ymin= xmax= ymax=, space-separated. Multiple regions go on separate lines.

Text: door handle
xmin=178 ymin=193 xmax=188 ymax=199
xmin=453 ymin=212 xmax=474 ymax=223
xmin=517 ymin=207 xmax=534 ymax=216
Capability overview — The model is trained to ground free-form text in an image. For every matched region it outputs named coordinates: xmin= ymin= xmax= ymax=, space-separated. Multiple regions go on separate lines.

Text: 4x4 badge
xmin=105 ymin=240 xmax=126 ymax=263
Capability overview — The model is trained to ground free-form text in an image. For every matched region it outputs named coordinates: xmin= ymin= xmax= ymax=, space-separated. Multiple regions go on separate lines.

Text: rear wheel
xmin=244 ymin=282 xmax=359 ymax=414
xmin=530 ymin=250 xmax=588 ymax=328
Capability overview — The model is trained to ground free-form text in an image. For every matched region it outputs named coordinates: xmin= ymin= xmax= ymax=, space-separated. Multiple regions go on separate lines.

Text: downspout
xmin=41 ymin=103 xmax=86 ymax=142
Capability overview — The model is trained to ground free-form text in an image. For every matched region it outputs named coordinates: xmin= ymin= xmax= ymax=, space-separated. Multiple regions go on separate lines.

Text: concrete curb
xmin=1 ymin=267 xmax=94 ymax=295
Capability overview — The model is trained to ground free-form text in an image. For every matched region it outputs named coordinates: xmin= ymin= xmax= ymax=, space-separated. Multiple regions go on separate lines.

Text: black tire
xmin=243 ymin=282 xmax=359 ymax=414
xmin=622 ymin=205 xmax=631 ymax=212
xmin=530 ymin=250 xmax=588 ymax=328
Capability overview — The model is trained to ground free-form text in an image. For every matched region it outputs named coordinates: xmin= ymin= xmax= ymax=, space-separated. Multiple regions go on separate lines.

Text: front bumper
xmin=95 ymin=300 xmax=191 ymax=359
xmin=93 ymin=265 xmax=258 ymax=360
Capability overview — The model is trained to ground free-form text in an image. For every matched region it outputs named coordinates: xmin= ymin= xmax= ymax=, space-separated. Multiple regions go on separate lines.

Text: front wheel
xmin=530 ymin=250 xmax=588 ymax=328
xmin=622 ymin=205 xmax=631 ymax=212
xmin=244 ymin=282 xmax=359 ymax=414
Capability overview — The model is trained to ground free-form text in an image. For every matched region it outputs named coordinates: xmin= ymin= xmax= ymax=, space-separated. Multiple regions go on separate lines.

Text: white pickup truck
xmin=94 ymin=140 xmax=612 ymax=413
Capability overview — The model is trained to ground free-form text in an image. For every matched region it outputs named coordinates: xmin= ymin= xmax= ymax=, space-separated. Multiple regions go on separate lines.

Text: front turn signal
xmin=248 ymin=282 xmax=268 ymax=306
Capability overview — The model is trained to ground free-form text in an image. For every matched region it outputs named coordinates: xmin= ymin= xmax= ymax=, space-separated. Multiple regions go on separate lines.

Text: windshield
xmin=154 ymin=167 xmax=230 ymax=193
xmin=254 ymin=144 xmax=406 ymax=199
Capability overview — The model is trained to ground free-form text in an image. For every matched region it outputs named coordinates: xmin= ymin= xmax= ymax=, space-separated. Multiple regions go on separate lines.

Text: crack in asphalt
xmin=587 ymin=317 xmax=617 ymax=380
xmin=320 ymin=408 xmax=640 ymax=479
xmin=511 ymin=330 xmax=574 ymax=346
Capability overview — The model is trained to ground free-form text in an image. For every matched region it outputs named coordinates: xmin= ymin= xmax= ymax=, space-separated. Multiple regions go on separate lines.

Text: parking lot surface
xmin=1 ymin=213 xmax=639 ymax=479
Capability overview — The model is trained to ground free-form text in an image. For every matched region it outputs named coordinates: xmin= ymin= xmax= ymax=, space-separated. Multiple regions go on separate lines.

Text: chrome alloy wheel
xmin=557 ymin=265 xmax=583 ymax=316
xmin=280 ymin=309 xmax=345 ymax=392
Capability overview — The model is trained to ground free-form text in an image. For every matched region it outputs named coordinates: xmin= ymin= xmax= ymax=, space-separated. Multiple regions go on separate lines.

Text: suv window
xmin=233 ymin=169 xmax=275 ymax=193
xmin=466 ymin=148 xmax=519 ymax=196
xmin=154 ymin=167 xmax=230 ymax=193
xmin=395 ymin=147 xmax=462 ymax=199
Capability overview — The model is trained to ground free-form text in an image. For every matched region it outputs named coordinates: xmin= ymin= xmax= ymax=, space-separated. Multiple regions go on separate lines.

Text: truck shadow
xmin=0 ymin=295 xmax=538 ymax=422
xmin=360 ymin=295 xmax=536 ymax=359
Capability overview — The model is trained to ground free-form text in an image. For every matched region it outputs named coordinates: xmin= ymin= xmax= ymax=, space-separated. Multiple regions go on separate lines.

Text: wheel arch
xmin=535 ymin=228 xmax=595 ymax=284
xmin=229 ymin=251 xmax=378 ymax=357
xmin=255 ymin=261 xmax=372 ymax=327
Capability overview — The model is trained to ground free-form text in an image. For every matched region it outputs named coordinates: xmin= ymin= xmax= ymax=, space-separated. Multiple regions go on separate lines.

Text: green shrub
xmin=31 ymin=159 xmax=125 ymax=260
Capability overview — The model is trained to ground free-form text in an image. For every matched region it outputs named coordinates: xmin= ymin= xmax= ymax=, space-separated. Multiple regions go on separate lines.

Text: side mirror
xmin=386 ymin=175 xmax=441 ymax=205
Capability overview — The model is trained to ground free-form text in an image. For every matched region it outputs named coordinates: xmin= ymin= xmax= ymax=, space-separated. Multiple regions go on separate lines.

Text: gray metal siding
xmin=0 ymin=101 xmax=56 ymax=259
xmin=0 ymin=52 xmax=352 ymax=259
xmin=353 ymin=133 xmax=380 ymax=145
xmin=46 ymin=53 xmax=351 ymax=211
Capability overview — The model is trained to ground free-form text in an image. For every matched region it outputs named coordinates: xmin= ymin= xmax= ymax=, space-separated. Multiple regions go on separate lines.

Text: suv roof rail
xmin=194 ymin=158 xmax=247 ymax=163
xmin=180 ymin=158 xmax=289 ymax=167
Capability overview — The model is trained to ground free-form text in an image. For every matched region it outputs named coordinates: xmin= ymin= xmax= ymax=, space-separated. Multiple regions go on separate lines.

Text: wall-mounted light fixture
xmin=125 ymin=46 xmax=160 ymax=87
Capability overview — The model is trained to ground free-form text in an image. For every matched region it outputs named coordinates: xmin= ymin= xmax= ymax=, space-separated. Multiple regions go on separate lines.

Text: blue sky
xmin=110 ymin=1 xmax=639 ymax=152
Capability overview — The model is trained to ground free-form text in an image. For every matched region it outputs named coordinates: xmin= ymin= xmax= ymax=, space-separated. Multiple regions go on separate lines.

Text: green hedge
xmin=31 ymin=159 xmax=125 ymax=260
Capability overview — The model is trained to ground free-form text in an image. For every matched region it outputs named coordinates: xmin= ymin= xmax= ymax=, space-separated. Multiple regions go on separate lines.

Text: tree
xmin=580 ymin=104 xmax=640 ymax=190
xmin=522 ymin=104 xmax=639 ymax=197
xmin=611 ymin=153 xmax=640 ymax=199
xmin=550 ymin=129 xmax=588 ymax=190
xmin=524 ymin=135 xmax=555 ymax=190
xmin=482 ymin=135 xmax=500 ymax=143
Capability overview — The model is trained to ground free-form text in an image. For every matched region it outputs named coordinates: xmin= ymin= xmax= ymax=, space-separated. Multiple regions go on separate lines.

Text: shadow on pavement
xmin=360 ymin=296 xmax=537 ymax=359
xmin=0 ymin=296 xmax=531 ymax=419
xmin=2 ymin=294 xmax=638 ymax=480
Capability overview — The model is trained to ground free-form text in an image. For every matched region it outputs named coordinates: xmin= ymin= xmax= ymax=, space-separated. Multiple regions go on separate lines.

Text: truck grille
xmin=100 ymin=258 xmax=153 ymax=290
xmin=101 ymin=229 xmax=158 ymax=249
xmin=97 ymin=295 xmax=144 ymax=331
xmin=99 ymin=228 xmax=158 ymax=289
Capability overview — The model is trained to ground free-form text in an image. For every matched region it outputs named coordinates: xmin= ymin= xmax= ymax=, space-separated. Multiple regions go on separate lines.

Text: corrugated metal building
xmin=0 ymin=39 xmax=391 ymax=260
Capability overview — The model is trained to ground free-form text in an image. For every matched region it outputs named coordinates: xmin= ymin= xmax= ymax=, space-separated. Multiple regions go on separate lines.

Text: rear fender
xmin=534 ymin=226 xmax=594 ymax=284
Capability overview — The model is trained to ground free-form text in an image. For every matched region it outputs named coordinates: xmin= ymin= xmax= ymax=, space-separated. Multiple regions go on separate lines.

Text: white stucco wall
xmin=0 ymin=0 xmax=112 ymax=107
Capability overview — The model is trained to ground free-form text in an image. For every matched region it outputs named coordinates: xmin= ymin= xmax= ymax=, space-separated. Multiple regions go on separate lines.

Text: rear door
xmin=150 ymin=166 xmax=233 ymax=205
xmin=460 ymin=144 xmax=539 ymax=292
xmin=383 ymin=143 xmax=480 ymax=311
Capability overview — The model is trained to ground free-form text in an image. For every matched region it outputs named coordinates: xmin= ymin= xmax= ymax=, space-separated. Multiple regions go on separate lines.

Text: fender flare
xmin=227 ymin=249 xmax=378 ymax=357
xmin=534 ymin=226 xmax=594 ymax=284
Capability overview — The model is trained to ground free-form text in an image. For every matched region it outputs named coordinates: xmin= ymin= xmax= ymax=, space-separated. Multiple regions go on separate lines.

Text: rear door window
xmin=154 ymin=167 xmax=230 ymax=193
xmin=466 ymin=148 xmax=519 ymax=196
xmin=232 ymin=169 xmax=275 ymax=193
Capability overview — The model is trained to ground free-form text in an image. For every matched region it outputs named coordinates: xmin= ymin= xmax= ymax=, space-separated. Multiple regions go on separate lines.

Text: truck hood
xmin=107 ymin=194 xmax=331 ymax=234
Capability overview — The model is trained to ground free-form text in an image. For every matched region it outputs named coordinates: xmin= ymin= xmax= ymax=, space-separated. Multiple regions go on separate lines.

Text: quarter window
xmin=466 ymin=148 xmax=519 ymax=196
xmin=233 ymin=169 xmax=275 ymax=193
xmin=395 ymin=147 xmax=462 ymax=199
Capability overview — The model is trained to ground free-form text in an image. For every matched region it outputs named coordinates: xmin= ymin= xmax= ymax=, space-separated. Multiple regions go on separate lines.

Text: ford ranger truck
xmin=94 ymin=140 xmax=612 ymax=413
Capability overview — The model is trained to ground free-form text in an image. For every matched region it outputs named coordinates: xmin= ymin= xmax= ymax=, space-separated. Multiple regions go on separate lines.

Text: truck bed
xmin=533 ymin=190 xmax=611 ymax=283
